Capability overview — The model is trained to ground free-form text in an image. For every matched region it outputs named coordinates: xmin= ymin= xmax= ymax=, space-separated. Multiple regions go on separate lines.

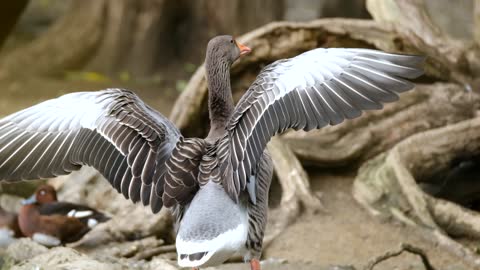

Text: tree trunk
xmin=0 ymin=0 xmax=285 ymax=78
xmin=0 ymin=0 xmax=106 ymax=78
xmin=475 ymin=0 xmax=480 ymax=46
xmin=0 ymin=1 xmax=29 ymax=51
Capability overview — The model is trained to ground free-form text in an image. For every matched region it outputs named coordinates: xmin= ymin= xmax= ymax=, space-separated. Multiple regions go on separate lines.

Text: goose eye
xmin=230 ymin=39 xmax=234 ymax=44
xmin=40 ymin=190 xmax=46 ymax=196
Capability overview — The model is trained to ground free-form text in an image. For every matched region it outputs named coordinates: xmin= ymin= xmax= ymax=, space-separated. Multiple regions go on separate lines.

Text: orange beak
xmin=236 ymin=41 xmax=251 ymax=56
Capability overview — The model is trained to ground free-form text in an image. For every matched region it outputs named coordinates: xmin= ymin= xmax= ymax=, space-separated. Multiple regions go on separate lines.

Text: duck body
xmin=18 ymin=185 xmax=109 ymax=246
xmin=0 ymin=34 xmax=424 ymax=269
xmin=19 ymin=203 xmax=88 ymax=246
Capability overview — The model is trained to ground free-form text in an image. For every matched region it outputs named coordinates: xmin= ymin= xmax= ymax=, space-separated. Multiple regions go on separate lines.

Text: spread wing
xmin=0 ymin=89 xmax=180 ymax=213
xmin=219 ymin=48 xmax=425 ymax=201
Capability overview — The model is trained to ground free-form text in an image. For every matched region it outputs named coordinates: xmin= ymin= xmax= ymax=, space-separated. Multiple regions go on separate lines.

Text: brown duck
xmin=19 ymin=184 xmax=109 ymax=246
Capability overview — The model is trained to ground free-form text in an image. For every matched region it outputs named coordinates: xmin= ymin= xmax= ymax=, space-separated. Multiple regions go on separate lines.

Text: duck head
xmin=22 ymin=184 xmax=57 ymax=205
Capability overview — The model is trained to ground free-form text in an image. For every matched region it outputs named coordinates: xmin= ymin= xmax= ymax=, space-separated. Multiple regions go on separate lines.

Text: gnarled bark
xmin=367 ymin=0 xmax=480 ymax=90
xmin=263 ymin=137 xmax=325 ymax=247
xmin=283 ymin=83 xmax=479 ymax=166
xmin=354 ymin=117 xmax=480 ymax=267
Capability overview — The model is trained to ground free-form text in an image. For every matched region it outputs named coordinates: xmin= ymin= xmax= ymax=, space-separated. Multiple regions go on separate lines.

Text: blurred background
xmin=0 ymin=0 xmax=370 ymax=118
xmin=0 ymin=1 xmax=480 ymax=270
xmin=0 ymin=0 xmax=473 ymax=117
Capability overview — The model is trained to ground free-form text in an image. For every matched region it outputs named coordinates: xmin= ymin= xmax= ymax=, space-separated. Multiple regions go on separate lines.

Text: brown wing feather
xmin=162 ymin=137 xmax=207 ymax=208
xmin=0 ymin=89 xmax=180 ymax=213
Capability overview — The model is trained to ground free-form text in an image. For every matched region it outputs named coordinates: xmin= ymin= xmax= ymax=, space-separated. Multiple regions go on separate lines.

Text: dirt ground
xmin=261 ymin=171 xmax=470 ymax=270
xmin=0 ymin=78 xmax=473 ymax=270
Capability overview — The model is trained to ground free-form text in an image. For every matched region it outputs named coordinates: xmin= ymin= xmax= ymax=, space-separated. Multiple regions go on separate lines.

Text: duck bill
xmin=22 ymin=194 xmax=37 ymax=205
xmin=236 ymin=41 xmax=251 ymax=56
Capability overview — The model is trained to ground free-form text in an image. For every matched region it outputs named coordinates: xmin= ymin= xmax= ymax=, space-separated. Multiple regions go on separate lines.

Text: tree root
xmin=133 ymin=244 xmax=176 ymax=261
xmin=367 ymin=0 xmax=480 ymax=88
xmin=263 ymin=137 xmax=326 ymax=247
xmin=283 ymin=83 xmax=479 ymax=166
xmin=363 ymin=243 xmax=437 ymax=270
xmin=354 ymin=117 xmax=480 ymax=267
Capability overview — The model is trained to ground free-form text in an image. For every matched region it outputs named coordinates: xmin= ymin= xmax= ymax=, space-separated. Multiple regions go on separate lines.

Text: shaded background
xmin=0 ymin=0 xmax=375 ymax=123
xmin=0 ymin=0 xmax=473 ymax=117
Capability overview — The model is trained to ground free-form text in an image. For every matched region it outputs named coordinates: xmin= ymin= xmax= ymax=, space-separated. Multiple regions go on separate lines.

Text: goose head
xmin=206 ymin=35 xmax=251 ymax=66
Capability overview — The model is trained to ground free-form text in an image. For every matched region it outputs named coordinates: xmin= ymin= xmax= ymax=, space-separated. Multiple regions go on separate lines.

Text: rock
xmin=4 ymin=242 xmax=179 ymax=270
xmin=0 ymin=193 xmax=22 ymax=212
xmin=9 ymin=247 xmax=124 ymax=270
xmin=4 ymin=238 xmax=48 ymax=264
xmin=145 ymin=257 xmax=179 ymax=270
xmin=82 ymin=236 xmax=164 ymax=259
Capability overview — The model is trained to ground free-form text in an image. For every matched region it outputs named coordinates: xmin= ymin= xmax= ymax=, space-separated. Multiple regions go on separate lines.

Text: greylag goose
xmin=0 ymin=35 xmax=423 ymax=269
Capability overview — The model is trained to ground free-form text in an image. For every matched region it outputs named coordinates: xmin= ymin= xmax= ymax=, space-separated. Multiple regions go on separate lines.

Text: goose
xmin=0 ymin=35 xmax=423 ymax=269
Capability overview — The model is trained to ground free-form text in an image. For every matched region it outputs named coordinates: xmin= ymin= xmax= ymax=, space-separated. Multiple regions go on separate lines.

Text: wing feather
xmin=0 ymin=89 xmax=181 ymax=212
xmin=219 ymin=48 xmax=424 ymax=200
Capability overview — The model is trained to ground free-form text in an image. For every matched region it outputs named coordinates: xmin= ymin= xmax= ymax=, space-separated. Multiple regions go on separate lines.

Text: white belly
xmin=176 ymin=222 xmax=248 ymax=267
xmin=175 ymin=182 xmax=249 ymax=268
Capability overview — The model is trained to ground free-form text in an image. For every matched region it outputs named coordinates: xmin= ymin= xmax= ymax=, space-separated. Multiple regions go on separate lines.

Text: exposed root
xmin=133 ymin=244 xmax=176 ymax=261
xmin=354 ymin=117 xmax=480 ymax=267
xmin=283 ymin=83 xmax=478 ymax=166
xmin=367 ymin=0 xmax=480 ymax=87
xmin=263 ymin=137 xmax=326 ymax=247
xmin=363 ymin=243 xmax=437 ymax=270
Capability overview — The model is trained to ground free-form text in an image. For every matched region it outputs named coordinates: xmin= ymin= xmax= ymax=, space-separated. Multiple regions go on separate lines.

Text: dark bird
xmin=18 ymin=184 xmax=109 ymax=246
xmin=0 ymin=35 xmax=423 ymax=269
